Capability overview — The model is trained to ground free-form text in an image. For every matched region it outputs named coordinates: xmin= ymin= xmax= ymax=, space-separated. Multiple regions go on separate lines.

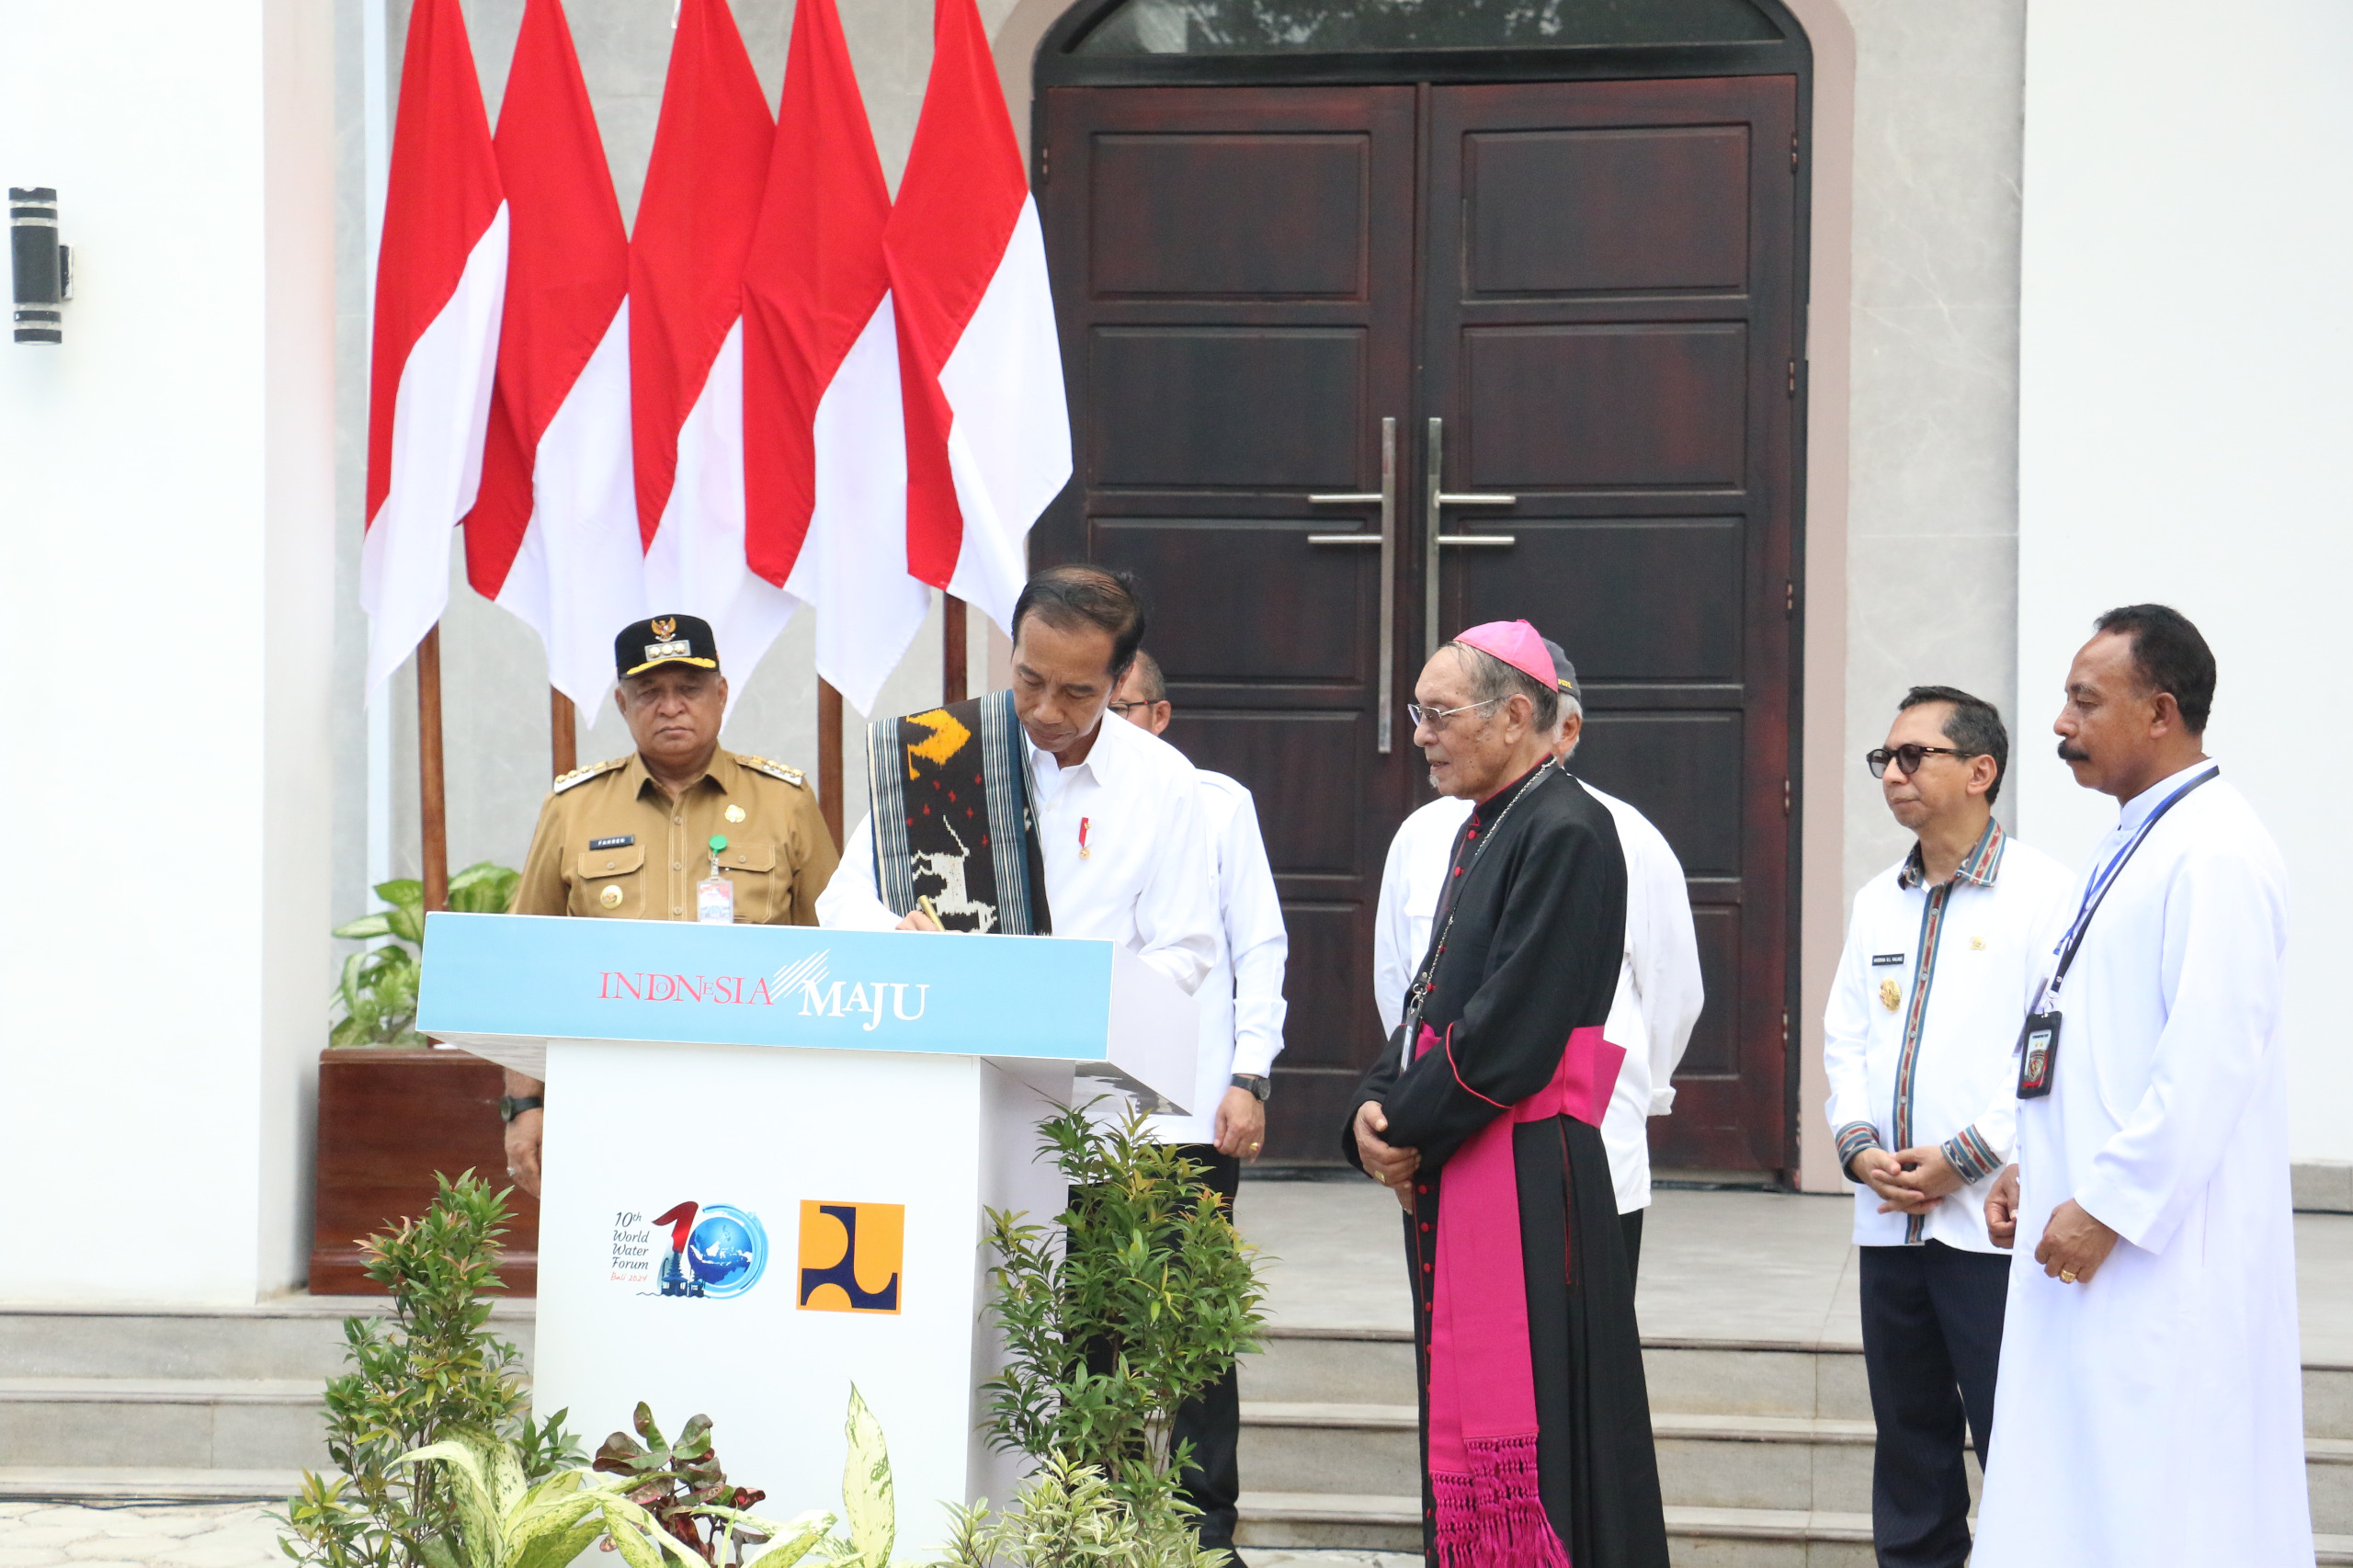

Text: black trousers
xmin=1168 ymin=1143 xmax=1244 ymax=1547
xmin=1620 ymin=1208 xmax=1644 ymax=1285
xmin=1858 ymin=1241 xmax=2008 ymax=1568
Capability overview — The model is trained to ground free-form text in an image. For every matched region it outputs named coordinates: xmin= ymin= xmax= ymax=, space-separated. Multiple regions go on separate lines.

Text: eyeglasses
xmin=1407 ymin=697 xmax=1504 ymax=731
xmin=1866 ymin=744 xmax=1981 ymax=778
xmin=1107 ymin=699 xmax=1158 ymax=717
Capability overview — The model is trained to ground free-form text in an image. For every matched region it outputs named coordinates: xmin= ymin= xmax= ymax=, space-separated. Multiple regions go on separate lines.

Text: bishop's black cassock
xmin=1344 ymin=761 xmax=1670 ymax=1568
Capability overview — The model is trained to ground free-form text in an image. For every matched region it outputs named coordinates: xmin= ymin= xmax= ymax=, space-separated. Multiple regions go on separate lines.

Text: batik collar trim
xmin=1897 ymin=816 xmax=2006 ymax=891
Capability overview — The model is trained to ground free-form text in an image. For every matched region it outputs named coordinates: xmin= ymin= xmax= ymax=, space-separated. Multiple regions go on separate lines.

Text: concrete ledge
xmin=2298 ymin=1163 xmax=2353 ymax=1213
xmin=0 ymin=1467 xmax=304 ymax=1501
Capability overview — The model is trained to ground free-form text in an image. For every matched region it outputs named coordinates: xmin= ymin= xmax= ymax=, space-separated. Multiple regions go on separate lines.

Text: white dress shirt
xmin=1372 ymin=781 xmax=1704 ymax=1213
xmin=818 ymin=708 xmax=1219 ymax=1001
xmin=1822 ymin=818 xmax=2074 ymax=1252
xmin=1144 ymin=769 xmax=1289 ymax=1146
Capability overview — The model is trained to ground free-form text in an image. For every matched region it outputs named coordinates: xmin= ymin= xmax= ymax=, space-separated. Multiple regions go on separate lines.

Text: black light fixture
xmin=11 ymin=187 xmax=71 ymax=345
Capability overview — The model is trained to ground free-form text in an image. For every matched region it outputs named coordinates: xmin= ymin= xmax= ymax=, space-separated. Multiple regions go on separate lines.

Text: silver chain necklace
xmin=1398 ymin=758 xmax=1558 ymax=1058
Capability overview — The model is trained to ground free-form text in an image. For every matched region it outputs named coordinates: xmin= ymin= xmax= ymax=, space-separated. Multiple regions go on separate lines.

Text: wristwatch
xmin=499 ymin=1095 xmax=544 ymax=1123
xmin=1230 ymin=1074 xmax=1270 ymax=1102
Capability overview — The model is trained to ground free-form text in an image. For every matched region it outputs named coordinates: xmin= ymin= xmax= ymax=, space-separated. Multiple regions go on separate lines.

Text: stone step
xmin=1247 ymin=1327 xmax=2353 ymax=1439
xmin=0 ymin=1301 xmax=534 ymax=1382
xmin=1239 ymin=1400 xmax=2353 ymax=1532
xmin=0 ymin=1466 xmax=306 ymax=1502
xmin=0 ymin=1380 xmax=329 ymax=1471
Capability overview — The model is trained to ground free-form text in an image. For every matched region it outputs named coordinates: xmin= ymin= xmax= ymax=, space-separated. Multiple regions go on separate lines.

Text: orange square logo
xmin=796 ymin=1200 xmax=904 ymax=1313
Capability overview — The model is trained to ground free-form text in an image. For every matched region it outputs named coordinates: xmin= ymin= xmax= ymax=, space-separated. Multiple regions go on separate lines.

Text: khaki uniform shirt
xmin=514 ymin=748 xmax=839 ymax=926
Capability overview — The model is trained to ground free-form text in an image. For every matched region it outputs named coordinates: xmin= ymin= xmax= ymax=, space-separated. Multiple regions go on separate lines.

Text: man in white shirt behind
xmin=1370 ymin=637 xmax=1701 ymax=1277
xmin=1108 ymin=648 xmax=1288 ymax=1563
xmin=817 ymin=565 xmax=1218 ymax=1002
xmin=1823 ymin=685 xmax=2073 ymax=1568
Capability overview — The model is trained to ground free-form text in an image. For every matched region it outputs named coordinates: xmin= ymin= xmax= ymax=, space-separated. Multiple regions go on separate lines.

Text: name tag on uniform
xmin=1871 ymin=953 xmax=1906 ymax=966
xmin=589 ymin=835 xmax=634 ymax=850
xmin=2017 ymin=1010 xmax=2061 ymax=1098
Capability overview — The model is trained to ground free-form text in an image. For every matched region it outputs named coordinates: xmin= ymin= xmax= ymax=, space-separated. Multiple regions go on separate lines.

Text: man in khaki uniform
xmin=499 ymin=613 xmax=838 ymax=1193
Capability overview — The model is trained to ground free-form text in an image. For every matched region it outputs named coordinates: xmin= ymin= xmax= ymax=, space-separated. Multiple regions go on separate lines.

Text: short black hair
xmin=2093 ymin=603 xmax=2215 ymax=733
xmin=1448 ymin=642 xmax=1562 ymax=734
xmin=1125 ymin=649 xmax=1167 ymax=704
xmin=1012 ymin=564 xmax=1151 ymax=682
xmin=1898 ymin=685 xmax=2010 ymax=805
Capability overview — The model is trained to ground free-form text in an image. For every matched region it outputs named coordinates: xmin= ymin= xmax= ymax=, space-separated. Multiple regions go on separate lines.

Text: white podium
xmin=415 ymin=913 xmax=1199 ymax=1550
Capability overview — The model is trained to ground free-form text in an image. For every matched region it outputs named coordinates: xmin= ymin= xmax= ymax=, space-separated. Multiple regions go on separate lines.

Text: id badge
xmin=696 ymin=872 xmax=735 ymax=925
xmin=2016 ymin=1010 xmax=2061 ymax=1098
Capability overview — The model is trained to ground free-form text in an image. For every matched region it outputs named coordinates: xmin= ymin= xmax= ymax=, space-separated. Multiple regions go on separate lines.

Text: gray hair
xmin=1448 ymin=642 xmax=1560 ymax=733
xmin=1553 ymin=693 xmax=1585 ymax=757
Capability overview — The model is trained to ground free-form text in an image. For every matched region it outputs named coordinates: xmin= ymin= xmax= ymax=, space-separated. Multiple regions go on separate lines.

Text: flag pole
xmin=943 ymin=594 xmax=968 ymax=704
xmin=817 ymin=677 xmax=844 ymax=849
xmin=551 ymin=687 xmax=577 ymax=778
xmin=417 ymin=624 xmax=450 ymax=913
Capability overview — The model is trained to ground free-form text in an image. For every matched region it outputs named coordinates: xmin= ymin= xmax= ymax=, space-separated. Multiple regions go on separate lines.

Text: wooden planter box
xmin=310 ymin=1047 xmax=540 ymax=1295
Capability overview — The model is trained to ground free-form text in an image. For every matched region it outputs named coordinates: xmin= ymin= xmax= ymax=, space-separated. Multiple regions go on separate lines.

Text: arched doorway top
xmin=1037 ymin=0 xmax=1808 ymax=85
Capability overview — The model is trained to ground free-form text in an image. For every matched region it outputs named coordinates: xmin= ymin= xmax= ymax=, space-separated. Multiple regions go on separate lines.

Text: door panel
xmin=1040 ymin=85 xmax=1418 ymax=1158
xmin=1427 ymin=77 xmax=1798 ymax=1171
xmin=1040 ymin=74 xmax=1801 ymax=1172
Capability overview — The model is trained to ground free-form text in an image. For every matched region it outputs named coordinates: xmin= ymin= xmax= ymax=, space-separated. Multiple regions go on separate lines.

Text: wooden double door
xmin=1034 ymin=74 xmax=1802 ymax=1172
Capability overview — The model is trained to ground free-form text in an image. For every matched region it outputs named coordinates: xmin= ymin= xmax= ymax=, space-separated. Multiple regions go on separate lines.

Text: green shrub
xmin=277 ymin=1173 xmax=577 ymax=1568
xmin=331 ymin=864 xmax=519 ymax=1046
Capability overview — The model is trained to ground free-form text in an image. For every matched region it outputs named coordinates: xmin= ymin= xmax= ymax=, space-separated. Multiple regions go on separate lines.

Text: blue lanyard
xmin=2045 ymin=765 xmax=2218 ymax=1002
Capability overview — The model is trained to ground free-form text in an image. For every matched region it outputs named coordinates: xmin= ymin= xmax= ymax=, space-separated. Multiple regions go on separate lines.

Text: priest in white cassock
xmin=1974 ymin=604 xmax=2313 ymax=1568
xmin=1107 ymin=648 xmax=1289 ymax=1562
xmin=1372 ymin=636 xmax=1702 ymax=1277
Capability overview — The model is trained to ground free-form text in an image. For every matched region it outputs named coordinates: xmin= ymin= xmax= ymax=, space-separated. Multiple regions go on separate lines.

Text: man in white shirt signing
xmin=1371 ymin=637 xmax=1702 ymax=1278
xmin=1824 ymin=686 xmax=2072 ymax=1568
xmin=1108 ymin=648 xmax=1288 ymax=1563
xmin=817 ymin=565 xmax=1219 ymax=1006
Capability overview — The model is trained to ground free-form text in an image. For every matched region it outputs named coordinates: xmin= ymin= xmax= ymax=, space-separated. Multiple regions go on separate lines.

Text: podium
xmin=415 ymin=913 xmax=1199 ymax=1550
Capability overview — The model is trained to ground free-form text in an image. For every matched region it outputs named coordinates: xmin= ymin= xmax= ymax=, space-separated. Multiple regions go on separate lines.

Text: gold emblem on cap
xmin=651 ymin=616 xmax=676 ymax=641
xmin=1971 ymin=936 xmax=1986 ymax=950
xmin=600 ymin=885 xmax=623 ymax=909
xmin=724 ymin=803 xmax=746 ymax=824
xmin=1879 ymin=978 xmax=1902 ymax=1012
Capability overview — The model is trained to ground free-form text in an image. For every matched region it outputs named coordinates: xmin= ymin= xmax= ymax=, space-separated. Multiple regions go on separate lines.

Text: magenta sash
xmin=1415 ymin=1022 xmax=1626 ymax=1568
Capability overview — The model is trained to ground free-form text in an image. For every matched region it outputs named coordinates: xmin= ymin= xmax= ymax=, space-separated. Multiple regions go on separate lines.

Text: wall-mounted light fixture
xmin=11 ymin=187 xmax=71 ymax=345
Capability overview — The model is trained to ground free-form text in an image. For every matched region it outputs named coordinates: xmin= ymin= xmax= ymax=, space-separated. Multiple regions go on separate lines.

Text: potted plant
xmin=311 ymin=864 xmax=541 ymax=1296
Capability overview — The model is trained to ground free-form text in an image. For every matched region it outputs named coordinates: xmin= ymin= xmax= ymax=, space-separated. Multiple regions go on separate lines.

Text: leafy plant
xmin=978 ymin=1106 xmax=1266 ymax=1516
xmin=595 ymin=1404 xmax=770 ymax=1563
xmin=395 ymin=1429 xmax=828 ymax=1568
xmin=277 ymin=1174 xmax=578 ymax=1568
xmin=331 ymin=863 xmax=520 ymax=1046
xmin=825 ymin=1387 xmax=895 ymax=1568
xmin=934 ymin=1453 xmax=1227 ymax=1568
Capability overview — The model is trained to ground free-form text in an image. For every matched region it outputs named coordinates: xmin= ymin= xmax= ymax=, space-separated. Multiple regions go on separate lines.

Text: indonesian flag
xmin=883 ymin=0 xmax=1073 ymax=635
xmin=631 ymin=0 xmax=794 ymax=691
xmin=741 ymin=0 xmax=930 ymax=716
xmin=362 ymin=0 xmax=507 ymax=698
xmin=461 ymin=0 xmax=643 ymax=713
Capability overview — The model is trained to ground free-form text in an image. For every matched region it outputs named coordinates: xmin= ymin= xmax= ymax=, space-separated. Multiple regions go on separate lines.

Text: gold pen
xmin=917 ymin=895 xmax=945 ymax=929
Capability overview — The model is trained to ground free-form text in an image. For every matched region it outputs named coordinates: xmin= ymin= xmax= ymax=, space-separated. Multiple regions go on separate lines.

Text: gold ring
xmin=2060 ymin=1268 xmax=2078 ymax=1284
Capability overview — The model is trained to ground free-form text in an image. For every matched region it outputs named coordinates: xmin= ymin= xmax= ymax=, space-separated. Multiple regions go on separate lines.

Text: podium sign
xmin=416 ymin=914 xmax=1199 ymax=1551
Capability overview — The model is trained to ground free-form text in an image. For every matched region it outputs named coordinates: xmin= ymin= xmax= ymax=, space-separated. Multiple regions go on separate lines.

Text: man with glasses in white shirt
xmin=1824 ymin=686 xmax=2072 ymax=1568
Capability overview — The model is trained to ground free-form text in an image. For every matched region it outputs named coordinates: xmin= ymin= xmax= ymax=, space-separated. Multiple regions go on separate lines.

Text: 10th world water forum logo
xmin=608 ymin=1202 xmax=768 ymax=1298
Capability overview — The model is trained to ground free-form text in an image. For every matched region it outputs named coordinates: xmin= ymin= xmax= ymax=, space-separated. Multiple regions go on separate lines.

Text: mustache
xmin=2056 ymin=739 xmax=2092 ymax=763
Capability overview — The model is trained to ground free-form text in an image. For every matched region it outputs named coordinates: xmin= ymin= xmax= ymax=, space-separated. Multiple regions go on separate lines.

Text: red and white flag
xmin=741 ymin=0 xmax=929 ymax=716
xmin=362 ymin=0 xmax=507 ymax=698
xmin=631 ymin=0 xmax=792 ymax=692
xmin=462 ymin=0 xmax=643 ymax=713
xmin=884 ymin=0 xmax=1073 ymax=636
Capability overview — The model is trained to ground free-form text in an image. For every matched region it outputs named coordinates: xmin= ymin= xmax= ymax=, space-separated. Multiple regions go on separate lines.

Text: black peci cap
xmin=616 ymin=614 xmax=720 ymax=679
xmin=1539 ymin=636 xmax=1582 ymax=704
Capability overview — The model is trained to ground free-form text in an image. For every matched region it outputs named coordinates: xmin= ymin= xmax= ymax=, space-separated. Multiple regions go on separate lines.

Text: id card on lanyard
xmin=2017 ymin=765 xmax=2218 ymax=1097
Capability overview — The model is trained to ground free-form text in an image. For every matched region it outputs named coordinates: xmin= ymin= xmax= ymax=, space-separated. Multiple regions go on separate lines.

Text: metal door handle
xmin=1423 ymin=418 xmax=1518 ymax=659
xmin=1306 ymin=415 xmax=1398 ymax=753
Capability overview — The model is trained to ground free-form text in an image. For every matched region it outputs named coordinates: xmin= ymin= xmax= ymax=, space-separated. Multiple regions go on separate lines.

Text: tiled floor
xmin=1234 ymin=1176 xmax=2353 ymax=1358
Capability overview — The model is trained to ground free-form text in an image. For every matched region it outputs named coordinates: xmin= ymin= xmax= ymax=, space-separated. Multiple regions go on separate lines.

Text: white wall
xmin=2018 ymin=1 xmax=2353 ymax=1160
xmin=0 ymin=0 xmax=337 ymax=1301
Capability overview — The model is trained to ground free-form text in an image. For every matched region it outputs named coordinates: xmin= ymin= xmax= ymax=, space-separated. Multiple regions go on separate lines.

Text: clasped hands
xmin=1848 ymin=1144 xmax=1965 ymax=1217
xmin=1984 ymin=1163 xmax=2120 ymax=1286
xmin=1355 ymin=1101 xmax=1420 ymax=1210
